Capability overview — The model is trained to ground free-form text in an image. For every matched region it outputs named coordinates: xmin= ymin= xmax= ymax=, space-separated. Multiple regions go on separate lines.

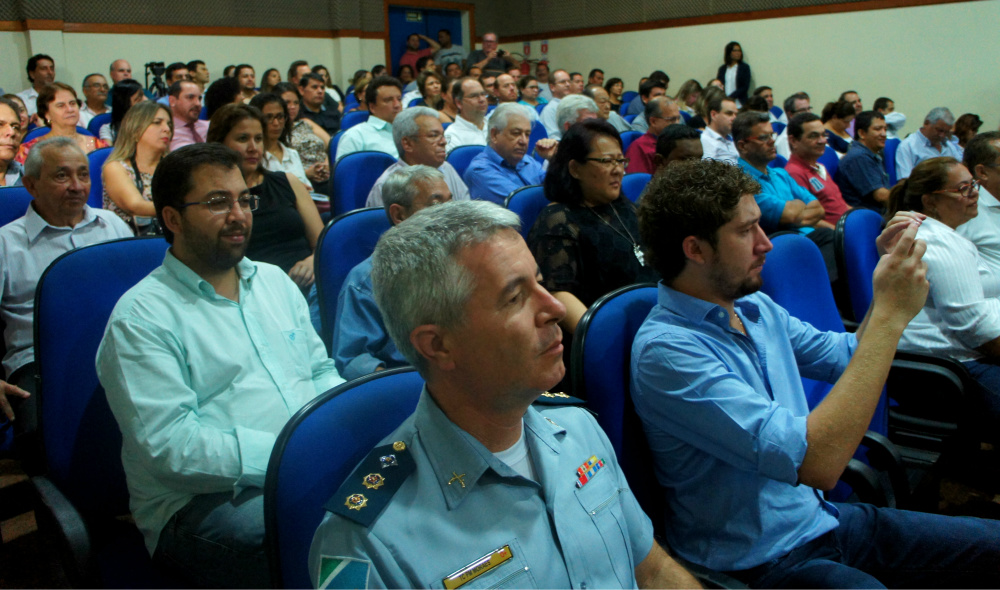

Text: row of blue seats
xmin=23 ymin=202 xmax=949 ymax=587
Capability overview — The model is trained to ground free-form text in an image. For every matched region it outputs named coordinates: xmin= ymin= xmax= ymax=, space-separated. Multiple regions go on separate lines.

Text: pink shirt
xmin=785 ymin=154 xmax=850 ymax=225
xmin=398 ymin=49 xmax=433 ymax=74
xmin=170 ymin=119 xmax=209 ymax=151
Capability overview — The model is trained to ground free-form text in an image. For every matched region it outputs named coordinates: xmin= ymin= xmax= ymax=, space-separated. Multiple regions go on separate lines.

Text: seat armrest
xmin=31 ymin=475 xmax=95 ymax=586
xmin=836 ymin=458 xmax=891 ymax=507
xmin=860 ymin=430 xmax=908 ymax=506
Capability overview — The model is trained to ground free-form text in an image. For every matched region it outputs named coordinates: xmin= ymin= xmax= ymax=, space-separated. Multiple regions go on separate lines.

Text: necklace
xmin=586 ymin=201 xmax=645 ymax=265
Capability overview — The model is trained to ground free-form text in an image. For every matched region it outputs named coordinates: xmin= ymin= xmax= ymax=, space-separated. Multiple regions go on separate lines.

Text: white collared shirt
xmin=958 ymin=186 xmax=1000 ymax=279
xmin=262 ymin=145 xmax=312 ymax=192
xmin=17 ymin=87 xmax=40 ymax=117
xmin=78 ymin=103 xmax=111 ymax=128
xmin=444 ymin=115 xmax=488 ymax=154
xmin=701 ymin=126 xmax=739 ymax=165
xmin=899 ymin=216 xmax=1000 ymax=362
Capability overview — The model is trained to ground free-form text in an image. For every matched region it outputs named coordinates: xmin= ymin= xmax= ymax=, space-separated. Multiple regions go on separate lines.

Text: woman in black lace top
xmin=528 ymin=119 xmax=659 ymax=335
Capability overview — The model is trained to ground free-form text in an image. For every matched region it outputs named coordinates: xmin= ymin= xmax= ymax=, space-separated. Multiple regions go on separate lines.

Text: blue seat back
xmin=199 ymin=105 xmax=208 ymax=120
xmin=621 ymin=172 xmax=651 ymax=203
xmin=344 ymin=94 xmax=359 ymax=111
xmin=34 ymin=237 xmax=169 ymax=515
xmin=328 ymin=130 xmax=344 ymax=164
xmin=88 ymin=146 xmax=113 ymax=208
xmin=504 ymin=184 xmax=548 ymax=239
xmin=620 ymin=91 xmax=638 ymax=114
xmin=407 ymin=97 xmax=422 ymax=108
xmin=0 ymin=186 xmax=33 ymax=227
xmin=528 ymin=122 xmax=547 ymax=162
xmin=760 ymin=233 xmax=887 ymax=434
xmin=264 ymin=368 xmax=424 ymax=589
xmin=87 ymin=112 xmax=112 ymax=136
xmin=535 ymin=103 xmax=546 ymax=115
xmin=818 ymin=145 xmax=840 ymax=179
xmin=446 ymin=144 xmax=486 ymax=178
xmin=314 ymin=207 xmax=391 ymax=350
xmin=340 ymin=110 xmax=369 ymax=131
xmin=331 ymin=151 xmax=396 ymax=216
xmin=620 ymin=130 xmax=642 ymax=154
xmin=679 ymin=110 xmax=692 ymax=123
xmin=884 ymin=138 xmax=901 ymax=185
xmin=772 ymin=122 xmax=786 ymax=136
xmin=570 ymin=284 xmax=664 ymax=533
xmin=835 ymin=208 xmax=883 ymax=323
xmin=769 ymin=154 xmax=788 ymax=169
xmin=23 ymin=127 xmax=94 ymax=142
xmin=624 ymin=113 xmax=637 ymax=124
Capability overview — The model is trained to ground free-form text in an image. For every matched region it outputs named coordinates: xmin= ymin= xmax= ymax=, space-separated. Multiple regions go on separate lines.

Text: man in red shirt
xmin=784 ymin=112 xmax=850 ymax=225
xmin=398 ymin=34 xmax=441 ymax=75
xmin=625 ymin=97 xmax=679 ymax=174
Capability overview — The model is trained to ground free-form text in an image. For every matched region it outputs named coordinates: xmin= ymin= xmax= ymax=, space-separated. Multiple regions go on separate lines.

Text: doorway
xmin=386 ymin=4 xmax=469 ymax=77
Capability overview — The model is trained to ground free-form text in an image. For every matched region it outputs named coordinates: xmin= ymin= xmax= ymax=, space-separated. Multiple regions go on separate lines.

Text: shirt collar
xmin=849 ymin=140 xmax=879 ymax=158
xmin=979 ymin=186 xmax=1000 ymax=208
xmin=367 ymin=115 xmax=391 ymax=130
xmin=413 ymin=386 xmax=562 ymax=510
xmin=455 ymin=115 xmax=483 ymax=130
xmin=161 ymin=249 xmax=258 ymax=299
xmin=738 ymin=157 xmax=768 ymax=180
xmin=703 ymin=126 xmax=731 ymax=143
xmin=657 ymin=282 xmax=762 ymax=327
xmin=23 ymin=203 xmax=102 ymax=243
xmin=483 ymin=144 xmax=526 ymax=170
xmin=788 ymin=153 xmax=820 ymax=173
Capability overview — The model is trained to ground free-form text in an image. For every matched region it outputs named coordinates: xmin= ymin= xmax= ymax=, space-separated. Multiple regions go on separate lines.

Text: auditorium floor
xmin=2 ymin=451 xmax=1000 ymax=588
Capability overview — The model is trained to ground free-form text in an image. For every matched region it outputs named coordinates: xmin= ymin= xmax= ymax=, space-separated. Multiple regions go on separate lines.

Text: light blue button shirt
xmin=631 ymin=284 xmax=853 ymax=571
xmin=97 ymin=252 xmax=345 ymax=554
xmin=895 ymin=130 xmax=962 ymax=180
xmin=463 ymin=145 xmax=546 ymax=204
xmin=0 ymin=204 xmax=132 ymax=375
xmin=335 ymin=115 xmax=398 ymax=163
xmin=310 ymin=388 xmax=654 ymax=589
xmin=332 ymin=255 xmax=408 ymax=380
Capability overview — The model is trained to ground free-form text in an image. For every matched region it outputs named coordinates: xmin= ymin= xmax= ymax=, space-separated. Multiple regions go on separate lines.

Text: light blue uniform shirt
xmin=97 ymin=252 xmax=345 ymax=554
xmin=335 ymin=115 xmax=398 ymax=163
xmin=739 ymin=158 xmax=817 ymax=234
xmin=310 ymin=388 xmax=654 ymax=589
xmin=631 ymin=284 xmax=853 ymax=571
xmin=895 ymin=130 xmax=961 ymax=180
xmin=463 ymin=145 xmax=546 ymax=205
xmin=332 ymin=255 xmax=408 ymax=380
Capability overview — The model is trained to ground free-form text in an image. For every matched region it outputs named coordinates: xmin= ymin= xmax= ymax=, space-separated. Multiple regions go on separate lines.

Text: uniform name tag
xmin=442 ymin=545 xmax=513 ymax=589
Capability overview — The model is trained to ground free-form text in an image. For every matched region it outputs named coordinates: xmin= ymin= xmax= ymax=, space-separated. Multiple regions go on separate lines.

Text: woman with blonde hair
xmin=102 ymin=100 xmax=173 ymax=234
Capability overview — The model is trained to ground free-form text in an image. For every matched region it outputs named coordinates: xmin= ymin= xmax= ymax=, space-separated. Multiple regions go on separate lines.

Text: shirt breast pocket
xmin=429 ymin=539 xmax=536 ymax=589
xmin=281 ymin=328 xmax=313 ymax=373
xmin=574 ymin=468 xmax=634 ymax=587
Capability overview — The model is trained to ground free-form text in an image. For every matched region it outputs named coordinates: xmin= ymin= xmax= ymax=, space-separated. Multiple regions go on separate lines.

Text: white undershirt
xmin=493 ymin=422 xmax=537 ymax=481
xmin=724 ymin=64 xmax=740 ymax=108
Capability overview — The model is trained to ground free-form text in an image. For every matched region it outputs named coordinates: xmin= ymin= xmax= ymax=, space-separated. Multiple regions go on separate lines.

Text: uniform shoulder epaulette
xmin=532 ymin=390 xmax=586 ymax=407
xmin=324 ymin=439 xmax=416 ymax=528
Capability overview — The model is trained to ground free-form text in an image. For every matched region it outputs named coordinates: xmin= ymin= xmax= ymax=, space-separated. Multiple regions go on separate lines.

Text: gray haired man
xmin=895 ymin=107 xmax=960 ymax=179
xmin=463 ymin=103 xmax=555 ymax=204
xmin=334 ymin=165 xmax=453 ymax=380
xmin=310 ymin=200 xmax=701 ymax=589
xmin=554 ymin=94 xmax=599 ymax=140
xmin=366 ymin=106 xmax=469 ymax=207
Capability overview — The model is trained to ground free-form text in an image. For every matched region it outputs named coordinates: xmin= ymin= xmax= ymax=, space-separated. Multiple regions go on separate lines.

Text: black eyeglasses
xmin=586 ymin=157 xmax=629 ymax=169
xmin=177 ymin=195 xmax=259 ymax=215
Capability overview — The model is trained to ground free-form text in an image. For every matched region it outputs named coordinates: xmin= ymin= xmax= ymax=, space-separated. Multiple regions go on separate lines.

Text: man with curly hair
xmin=630 ymin=158 xmax=1000 ymax=588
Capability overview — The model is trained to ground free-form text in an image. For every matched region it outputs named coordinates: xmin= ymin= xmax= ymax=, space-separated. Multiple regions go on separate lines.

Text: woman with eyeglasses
xmin=249 ymin=93 xmax=313 ymax=192
xmin=2 ymin=94 xmax=30 ymax=142
xmin=102 ymin=101 xmax=172 ymax=234
xmin=517 ymin=75 xmax=546 ymax=108
xmin=207 ymin=104 xmax=324 ymax=305
xmin=529 ymin=119 xmax=658 ymax=337
xmin=888 ymin=157 xmax=1000 ymax=433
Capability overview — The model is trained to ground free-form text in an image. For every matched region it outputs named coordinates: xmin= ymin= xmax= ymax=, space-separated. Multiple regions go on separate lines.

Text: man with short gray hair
xmin=0 ymin=136 xmax=131 ymax=428
xmin=555 ymin=94 xmax=599 ymax=139
xmin=335 ymin=165 xmax=452 ymax=380
xmin=585 ymin=84 xmax=631 ymax=133
xmin=366 ymin=107 xmax=469 ymax=207
xmin=895 ymin=107 xmax=960 ymax=179
xmin=310 ymin=199 xmax=701 ymax=589
xmin=463 ymin=103 xmax=554 ymax=203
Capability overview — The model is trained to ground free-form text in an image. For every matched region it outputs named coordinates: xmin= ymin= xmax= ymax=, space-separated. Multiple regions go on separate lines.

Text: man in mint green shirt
xmin=97 ymin=144 xmax=344 ymax=588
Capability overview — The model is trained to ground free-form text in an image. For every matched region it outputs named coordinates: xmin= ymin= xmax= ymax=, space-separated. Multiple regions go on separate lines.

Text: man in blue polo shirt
xmin=835 ymin=111 xmax=892 ymax=212
xmin=734 ymin=111 xmax=837 ymax=281
xmin=631 ymin=157 xmax=1000 ymax=588
xmin=463 ymin=103 xmax=555 ymax=204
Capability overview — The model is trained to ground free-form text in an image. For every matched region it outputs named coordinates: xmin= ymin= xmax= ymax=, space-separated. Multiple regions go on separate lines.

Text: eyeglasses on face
xmin=177 ymin=194 xmax=260 ymax=214
xmin=934 ymin=180 xmax=980 ymax=199
xmin=585 ymin=156 xmax=629 ymax=169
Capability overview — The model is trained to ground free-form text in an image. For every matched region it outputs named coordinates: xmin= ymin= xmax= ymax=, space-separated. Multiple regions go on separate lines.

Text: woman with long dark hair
xmin=716 ymin=41 xmax=751 ymax=108
xmin=103 ymin=79 xmax=145 ymax=144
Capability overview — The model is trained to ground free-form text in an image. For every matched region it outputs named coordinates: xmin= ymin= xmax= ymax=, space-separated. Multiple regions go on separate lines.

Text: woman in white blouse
xmin=889 ymin=156 xmax=1000 ymax=431
xmin=249 ymin=92 xmax=313 ymax=192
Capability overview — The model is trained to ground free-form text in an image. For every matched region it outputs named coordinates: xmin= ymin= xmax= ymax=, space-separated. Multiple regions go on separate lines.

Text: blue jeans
xmin=729 ymin=502 xmax=1000 ymax=588
xmin=153 ymin=488 xmax=269 ymax=588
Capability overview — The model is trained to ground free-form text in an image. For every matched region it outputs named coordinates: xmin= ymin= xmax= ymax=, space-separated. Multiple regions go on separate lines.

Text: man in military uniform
xmin=309 ymin=201 xmax=700 ymax=589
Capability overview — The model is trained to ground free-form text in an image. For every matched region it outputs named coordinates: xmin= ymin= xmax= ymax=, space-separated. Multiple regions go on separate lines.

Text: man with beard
xmin=632 ymin=158 xmax=1000 ymax=588
xmin=169 ymin=80 xmax=208 ymax=151
xmin=97 ymin=143 xmax=344 ymax=588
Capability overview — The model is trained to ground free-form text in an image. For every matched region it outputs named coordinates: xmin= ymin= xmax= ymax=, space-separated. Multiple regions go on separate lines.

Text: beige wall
xmin=501 ymin=0 xmax=1000 ymax=134
xmin=0 ymin=30 xmax=384 ymax=96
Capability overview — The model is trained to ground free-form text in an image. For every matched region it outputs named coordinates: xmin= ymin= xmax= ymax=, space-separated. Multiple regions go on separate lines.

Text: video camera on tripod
xmin=145 ymin=62 xmax=168 ymax=98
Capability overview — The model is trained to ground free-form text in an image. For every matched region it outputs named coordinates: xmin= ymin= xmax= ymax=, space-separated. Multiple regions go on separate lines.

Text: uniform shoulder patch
xmin=532 ymin=390 xmax=585 ymax=406
xmin=324 ymin=440 xmax=416 ymax=527
xmin=318 ymin=556 xmax=371 ymax=589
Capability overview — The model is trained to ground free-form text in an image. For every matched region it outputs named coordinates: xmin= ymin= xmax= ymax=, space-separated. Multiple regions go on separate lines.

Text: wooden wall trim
xmin=0 ymin=20 xmax=388 ymax=39
xmin=500 ymin=0 xmax=985 ymax=43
